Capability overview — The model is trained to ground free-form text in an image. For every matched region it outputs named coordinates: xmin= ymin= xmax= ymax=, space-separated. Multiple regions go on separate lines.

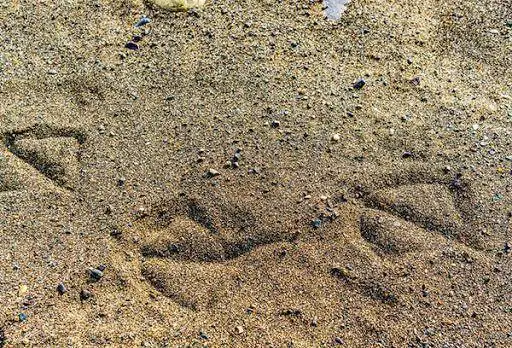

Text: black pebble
xmin=57 ymin=283 xmax=67 ymax=295
xmin=80 ymin=289 xmax=93 ymax=301
xmin=125 ymin=42 xmax=139 ymax=50
xmin=89 ymin=268 xmax=104 ymax=281
xmin=353 ymin=79 xmax=366 ymax=90
xmin=402 ymin=151 xmax=413 ymax=158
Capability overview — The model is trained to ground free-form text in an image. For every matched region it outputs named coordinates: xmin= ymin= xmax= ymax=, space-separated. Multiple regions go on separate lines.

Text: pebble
xmin=125 ymin=42 xmax=139 ymax=50
xmin=57 ymin=283 xmax=67 ymax=295
xmin=331 ymin=133 xmax=341 ymax=142
xmin=80 ymin=289 xmax=93 ymax=301
xmin=312 ymin=218 xmax=322 ymax=229
xmin=89 ymin=268 xmax=104 ymax=281
xmin=235 ymin=326 xmax=244 ymax=334
xmin=353 ymin=78 xmax=366 ymax=90
xmin=271 ymin=120 xmax=281 ymax=128
xmin=134 ymin=16 xmax=151 ymax=28
xmin=206 ymin=168 xmax=220 ymax=178
xmin=18 ymin=313 xmax=27 ymax=322
xmin=199 ymin=330 xmax=209 ymax=339
xmin=47 ymin=69 xmax=58 ymax=75
xmin=402 ymin=151 xmax=413 ymax=158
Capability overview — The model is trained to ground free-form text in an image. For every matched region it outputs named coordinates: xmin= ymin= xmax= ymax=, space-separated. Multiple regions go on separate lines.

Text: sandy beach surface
xmin=1 ymin=0 xmax=512 ymax=346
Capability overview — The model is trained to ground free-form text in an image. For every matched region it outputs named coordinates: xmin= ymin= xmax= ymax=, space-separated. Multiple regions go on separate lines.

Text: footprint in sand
xmin=0 ymin=123 xmax=86 ymax=193
xmin=129 ymin=165 xmax=485 ymax=310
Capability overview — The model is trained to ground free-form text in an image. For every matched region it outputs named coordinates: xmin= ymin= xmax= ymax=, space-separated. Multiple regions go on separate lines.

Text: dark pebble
xmin=18 ymin=313 xmax=27 ymax=322
xmin=271 ymin=120 xmax=281 ymax=128
xmin=97 ymin=264 xmax=107 ymax=272
xmin=199 ymin=331 xmax=209 ymax=340
xmin=353 ymin=79 xmax=366 ymax=90
xmin=125 ymin=42 xmax=139 ymax=50
xmin=80 ymin=289 xmax=93 ymax=301
xmin=57 ymin=283 xmax=67 ymax=295
xmin=89 ymin=268 xmax=104 ymax=281
xmin=312 ymin=219 xmax=322 ymax=229
xmin=402 ymin=151 xmax=413 ymax=158
xmin=110 ymin=228 xmax=122 ymax=237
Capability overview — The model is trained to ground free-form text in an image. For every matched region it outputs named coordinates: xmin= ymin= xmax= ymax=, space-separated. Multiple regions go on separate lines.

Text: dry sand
xmin=1 ymin=0 xmax=512 ymax=346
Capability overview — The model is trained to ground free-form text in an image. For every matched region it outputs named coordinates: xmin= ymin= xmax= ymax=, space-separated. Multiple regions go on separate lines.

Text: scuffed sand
xmin=1 ymin=0 xmax=511 ymax=346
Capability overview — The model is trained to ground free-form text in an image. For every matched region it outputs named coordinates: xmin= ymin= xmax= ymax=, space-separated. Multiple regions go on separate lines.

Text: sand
xmin=1 ymin=0 xmax=511 ymax=346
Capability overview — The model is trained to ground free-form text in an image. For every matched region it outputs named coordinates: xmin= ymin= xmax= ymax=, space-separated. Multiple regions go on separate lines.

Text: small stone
xmin=311 ymin=317 xmax=318 ymax=327
xmin=134 ymin=16 xmax=151 ymax=28
xmin=117 ymin=177 xmax=126 ymax=186
xmin=206 ymin=168 xmax=220 ymax=178
xmin=504 ymin=242 xmax=511 ymax=254
xmin=312 ymin=218 xmax=322 ymax=229
xmin=57 ymin=283 xmax=67 ymax=295
xmin=89 ymin=268 xmax=104 ymax=281
xmin=411 ymin=76 xmax=421 ymax=86
xmin=18 ymin=313 xmax=28 ymax=322
xmin=125 ymin=42 xmax=139 ymax=50
xmin=47 ymin=69 xmax=58 ymax=75
xmin=472 ymin=124 xmax=480 ymax=131
xmin=97 ymin=264 xmax=107 ymax=272
xmin=235 ymin=326 xmax=244 ymax=334
xmin=80 ymin=289 xmax=93 ymax=301
xmin=330 ymin=266 xmax=355 ymax=280
xmin=233 ymin=151 xmax=242 ymax=162
xmin=331 ymin=133 xmax=341 ymax=142
xmin=271 ymin=120 xmax=281 ymax=128
xmin=199 ymin=330 xmax=209 ymax=340
xmin=353 ymin=78 xmax=366 ymax=90
xmin=334 ymin=337 xmax=344 ymax=344
xmin=402 ymin=151 xmax=413 ymax=158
